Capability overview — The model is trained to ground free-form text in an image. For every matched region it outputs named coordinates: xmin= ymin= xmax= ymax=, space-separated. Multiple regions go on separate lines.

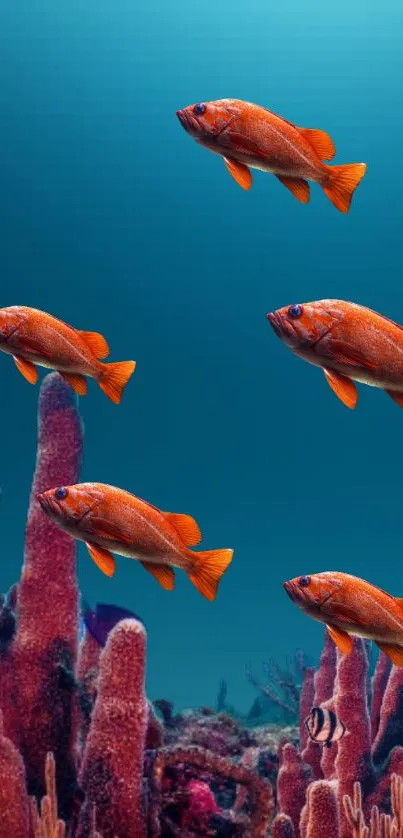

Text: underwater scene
xmin=1 ymin=0 xmax=403 ymax=835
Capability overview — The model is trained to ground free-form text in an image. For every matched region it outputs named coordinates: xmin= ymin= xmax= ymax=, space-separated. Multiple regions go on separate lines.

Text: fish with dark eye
xmin=81 ymin=600 xmax=144 ymax=648
xmin=0 ymin=305 xmax=136 ymax=403
xmin=305 ymin=707 xmax=345 ymax=748
xmin=283 ymin=571 xmax=403 ymax=666
xmin=37 ymin=482 xmax=234 ymax=601
xmin=267 ymin=299 xmax=403 ymax=410
xmin=176 ymin=99 xmax=367 ymax=213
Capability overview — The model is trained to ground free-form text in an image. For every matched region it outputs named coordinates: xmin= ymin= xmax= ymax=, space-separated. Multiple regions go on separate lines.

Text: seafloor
xmin=1 ymin=372 xmax=403 ymax=837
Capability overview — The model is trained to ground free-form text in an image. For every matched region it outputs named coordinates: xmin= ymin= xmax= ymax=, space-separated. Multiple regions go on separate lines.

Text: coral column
xmin=335 ymin=639 xmax=375 ymax=838
xmin=0 ymin=709 xmax=30 ymax=838
xmin=77 ymin=618 xmax=148 ymax=838
xmin=12 ymin=373 xmax=83 ymax=816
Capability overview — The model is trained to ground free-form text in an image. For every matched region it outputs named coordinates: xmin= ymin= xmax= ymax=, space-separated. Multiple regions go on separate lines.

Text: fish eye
xmin=288 ymin=304 xmax=303 ymax=319
xmin=193 ymin=103 xmax=206 ymax=116
xmin=298 ymin=575 xmax=311 ymax=587
xmin=55 ymin=487 xmax=68 ymax=501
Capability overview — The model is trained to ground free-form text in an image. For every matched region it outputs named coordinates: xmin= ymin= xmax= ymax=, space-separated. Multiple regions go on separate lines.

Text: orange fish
xmin=176 ymin=99 xmax=367 ymax=213
xmin=267 ymin=299 xmax=403 ymax=410
xmin=0 ymin=306 xmax=135 ymax=403
xmin=37 ymin=482 xmax=234 ymax=601
xmin=284 ymin=571 xmax=403 ymax=666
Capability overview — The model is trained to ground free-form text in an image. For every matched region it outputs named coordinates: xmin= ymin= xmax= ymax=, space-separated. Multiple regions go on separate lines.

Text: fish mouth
xmin=267 ymin=312 xmax=284 ymax=338
xmin=283 ymin=580 xmax=334 ymax=611
xmin=37 ymin=492 xmax=50 ymax=513
xmin=176 ymin=109 xmax=191 ymax=132
xmin=267 ymin=311 xmax=295 ymax=341
xmin=283 ymin=580 xmax=297 ymax=602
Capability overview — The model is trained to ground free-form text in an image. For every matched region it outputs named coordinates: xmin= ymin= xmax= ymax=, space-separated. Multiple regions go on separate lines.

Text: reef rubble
xmin=1 ymin=373 xmax=403 ymax=837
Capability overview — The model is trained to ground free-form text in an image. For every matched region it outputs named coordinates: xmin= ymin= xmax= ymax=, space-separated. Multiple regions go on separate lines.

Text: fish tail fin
xmin=98 ymin=360 xmax=136 ymax=404
xmin=322 ymin=163 xmax=367 ymax=213
xmin=188 ymin=549 xmax=233 ymax=601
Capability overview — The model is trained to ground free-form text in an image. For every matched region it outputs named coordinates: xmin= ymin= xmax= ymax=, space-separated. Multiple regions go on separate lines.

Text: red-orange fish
xmin=176 ymin=99 xmax=367 ymax=213
xmin=0 ymin=306 xmax=135 ymax=403
xmin=37 ymin=482 xmax=234 ymax=601
xmin=284 ymin=571 xmax=403 ymax=666
xmin=267 ymin=299 xmax=403 ymax=410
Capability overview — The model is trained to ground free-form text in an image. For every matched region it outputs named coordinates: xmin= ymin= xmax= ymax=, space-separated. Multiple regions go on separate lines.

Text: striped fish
xmin=305 ymin=707 xmax=345 ymax=748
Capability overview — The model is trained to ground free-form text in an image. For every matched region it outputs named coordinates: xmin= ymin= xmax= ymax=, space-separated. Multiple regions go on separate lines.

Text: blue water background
xmin=0 ymin=0 xmax=402 ymax=712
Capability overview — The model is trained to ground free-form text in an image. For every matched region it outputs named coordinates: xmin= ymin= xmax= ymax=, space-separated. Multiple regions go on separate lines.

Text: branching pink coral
xmin=12 ymin=373 xmax=83 ymax=817
xmin=0 ymin=708 xmax=30 ymax=838
xmin=77 ymin=618 xmax=148 ymax=838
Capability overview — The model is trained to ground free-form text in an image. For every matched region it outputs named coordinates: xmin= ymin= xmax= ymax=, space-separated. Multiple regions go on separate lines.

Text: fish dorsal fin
xmin=276 ymin=176 xmax=310 ymax=204
xmin=78 ymin=330 xmax=110 ymax=359
xmin=141 ymin=561 xmax=175 ymax=590
xmin=323 ymin=369 xmax=358 ymax=409
xmin=13 ymin=356 xmax=38 ymax=384
xmin=223 ymin=158 xmax=252 ymax=190
xmin=163 ymin=512 xmax=202 ymax=546
xmin=376 ymin=642 xmax=403 ymax=667
xmin=61 ymin=372 xmax=88 ymax=396
xmin=85 ymin=543 xmax=116 ymax=577
xmin=326 ymin=624 xmax=353 ymax=654
xmin=297 ymin=127 xmax=336 ymax=161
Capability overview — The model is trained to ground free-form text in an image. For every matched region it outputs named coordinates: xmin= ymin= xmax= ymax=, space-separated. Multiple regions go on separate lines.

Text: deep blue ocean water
xmin=0 ymin=0 xmax=402 ymax=713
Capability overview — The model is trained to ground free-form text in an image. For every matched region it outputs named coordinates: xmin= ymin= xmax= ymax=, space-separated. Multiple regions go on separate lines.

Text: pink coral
xmin=302 ymin=780 xmax=339 ymax=838
xmin=272 ymin=813 xmax=294 ymax=838
xmin=299 ymin=667 xmax=315 ymax=752
xmin=334 ymin=639 xmax=375 ymax=838
xmin=302 ymin=632 xmax=336 ymax=780
xmin=370 ymin=651 xmax=391 ymax=743
xmin=77 ymin=618 xmax=148 ymax=838
xmin=0 ymin=708 xmax=30 ymax=838
xmin=11 ymin=372 xmax=83 ymax=816
xmin=277 ymin=742 xmax=312 ymax=837
xmin=372 ymin=663 xmax=403 ymax=766
xmin=186 ymin=779 xmax=219 ymax=821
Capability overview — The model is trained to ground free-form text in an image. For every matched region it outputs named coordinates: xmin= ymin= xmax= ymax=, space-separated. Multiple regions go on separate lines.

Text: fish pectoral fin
xmin=327 ymin=340 xmax=377 ymax=371
xmin=326 ymin=624 xmax=353 ymax=654
xmin=297 ymin=127 xmax=336 ymax=161
xmin=78 ymin=330 xmax=110 ymax=359
xmin=375 ymin=642 xmax=403 ymax=667
xmin=276 ymin=176 xmax=310 ymax=204
xmin=163 ymin=513 xmax=202 ymax=547
xmin=385 ymin=390 xmax=403 ymax=408
xmin=61 ymin=372 xmax=88 ymax=396
xmin=85 ymin=543 xmax=116 ymax=577
xmin=323 ymin=368 xmax=358 ymax=409
xmin=223 ymin=158 xmax=252 ymax=190
xmin=141 ymin=561 xmax=175 ymax=591
xmin=13 ymin=356 xmax=38 ymax=384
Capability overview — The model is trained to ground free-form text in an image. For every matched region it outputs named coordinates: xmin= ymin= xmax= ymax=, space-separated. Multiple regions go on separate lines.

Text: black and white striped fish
xmin=305 ymin=707 xmax=345 ymax=748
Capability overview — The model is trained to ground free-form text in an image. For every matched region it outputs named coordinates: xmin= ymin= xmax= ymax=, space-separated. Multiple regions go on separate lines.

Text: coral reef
xmin=3 ymin=373 xmax=403 ymax=836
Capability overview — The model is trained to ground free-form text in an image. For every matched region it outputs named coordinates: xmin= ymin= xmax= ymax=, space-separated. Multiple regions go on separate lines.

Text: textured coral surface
xmin=1 ymin=374 xmax=403 ymax=837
